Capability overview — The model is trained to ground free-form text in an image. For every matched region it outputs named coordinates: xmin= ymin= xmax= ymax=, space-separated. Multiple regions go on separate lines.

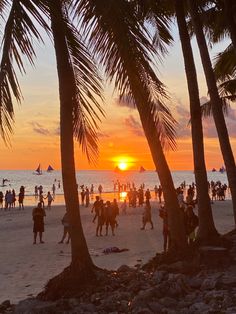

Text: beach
xmin=0 ymin=199 xmax=235 ymax=304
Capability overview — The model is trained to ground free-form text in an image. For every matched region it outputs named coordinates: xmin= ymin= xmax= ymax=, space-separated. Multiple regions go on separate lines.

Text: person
xmin=98 ymin=184 xmax=103 ymax=196
xmin=45 ymin=191 xmax=54 ymax=209
xmin=157 ymin=185 xmax=163 ymax=203
xmin=52 ymin=184 xmax=56 ymax=196
xmin=121 ymin=199 xmax=127 ymax=214
xmin=94 ymin=200 xmax=105 ymax=237
xmin=112 ymin=198 xmax=119 ymax=228
xmin=39 ymin=191 xmax=45 ymax=208
xmin=18 ymin=191 xmax=24 ymax=210
xmin=0 ymin=191 xmax=3 ymax=209
xmin=91 ymin=196 xmax=100 ymax=222
xmin=141 ymin=200 xmax=154 ymax=230
xmin=184 ymin=205 xmax=199 ymax=244
xmin=34 ymin=185 xmax=38 ymax=198
xmin=104 ymin=201 xmax=115 ymax=236
xmin=145 ymin=188 xmax=151 ymax=202
xmin=58 ymin=212 xmax=70 ymax=244
xmin=85 ymin=187 xmax=90 ymax=208
xmin=81 ymin=188 xmax=85 ymax=206
xmin=154 ymin=185 xmax=158 ymax=199
xmin=159 ymin=205 xmax=170 ymax=252
xmin=32 ymin=202 xmax=46 ymax=244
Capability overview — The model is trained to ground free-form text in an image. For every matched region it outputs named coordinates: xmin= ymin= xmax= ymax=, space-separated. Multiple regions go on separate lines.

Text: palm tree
xmin=188 ymin=0 xmax=236 ymax=226
xmin=175 ymin=0 xmax=218 ymax=242
xmin=75 ymin=0 xmax=187 ymax=252
xmin=0 ymin=0 xmax=104 ymax=290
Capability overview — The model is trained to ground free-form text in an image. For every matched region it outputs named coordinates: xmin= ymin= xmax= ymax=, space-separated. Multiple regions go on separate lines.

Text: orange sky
xmin=0 ymin=32 xmax=235 ymax=171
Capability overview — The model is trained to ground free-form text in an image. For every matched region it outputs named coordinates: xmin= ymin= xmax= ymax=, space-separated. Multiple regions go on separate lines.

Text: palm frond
xmin=0 ymin=0 xmax=50 ymax=142
xmin=74 ymin=0 xmax=177 ymax=150
xmin=200 ymin=97 xmax=231 ymax=119
xmin=63 ymin=12 xmax=104 ymax=164
xmin=214 ymin=44 xmax=236 ymax=81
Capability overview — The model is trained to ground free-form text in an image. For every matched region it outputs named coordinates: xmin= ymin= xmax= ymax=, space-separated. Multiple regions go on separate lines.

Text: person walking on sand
xmin=58 ymin=212 xmax=70 ymax=244
xmin=32 ymin=202 xmax=46 ymax=244
xmin=141 ymin=200 xmax=154 ymax=230
xmin=91 ymin=196 xmax=100 ymax=222
xmin=45 ymin=191 xmax=54 ymax=209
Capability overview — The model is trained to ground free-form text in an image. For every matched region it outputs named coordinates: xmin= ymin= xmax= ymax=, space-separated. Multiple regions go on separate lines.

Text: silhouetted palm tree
xmin=0 ymin=0 xmax=104 ymax=289
xmin=74 ymin=0 xmax=187 ymax=252
xmin=188 ymin=0 xmax=236 ymax=226
xmin=175 ymin=0 xmax=218 ymax=242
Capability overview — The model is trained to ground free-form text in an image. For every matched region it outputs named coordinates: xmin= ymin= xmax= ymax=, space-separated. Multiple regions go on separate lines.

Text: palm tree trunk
xmin=49 ymin=0 xmax=94 ymax=275
xmin=175 ymin=0 xmax=218 ymax=241
xmin=224 ymin=0 xmax=236 ymax=57
xmin=188 ymin=0 xmax=236 ymax=227
xmin=126 ymin=73 xmax=187 ymax=252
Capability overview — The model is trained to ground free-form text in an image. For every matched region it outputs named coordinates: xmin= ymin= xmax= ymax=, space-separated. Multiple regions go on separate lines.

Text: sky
xmin=0 ymin=23 xmax=235 ymax=171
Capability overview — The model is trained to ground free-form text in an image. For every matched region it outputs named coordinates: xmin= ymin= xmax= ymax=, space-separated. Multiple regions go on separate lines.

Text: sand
xmin=0 ymin=199 xmax=234 ymax=304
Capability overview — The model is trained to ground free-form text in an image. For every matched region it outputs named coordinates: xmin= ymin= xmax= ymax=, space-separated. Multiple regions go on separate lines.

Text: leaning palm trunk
xmin=128 ymin=73 xmax=187 ymax=252
xmin=175 ymin=0 xmax=218 ymax=242
xmin=188 ymin=0 xmax=236 ymax=226
xmin=49 ymin=0 xmax=94 ymax=276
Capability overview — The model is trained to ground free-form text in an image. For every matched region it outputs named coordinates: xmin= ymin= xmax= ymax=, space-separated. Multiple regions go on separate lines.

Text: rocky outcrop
xmin=10 ymin=230 xmax=236 ymax=314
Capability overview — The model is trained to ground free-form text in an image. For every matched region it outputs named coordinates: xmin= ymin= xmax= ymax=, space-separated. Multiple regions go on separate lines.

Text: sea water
xmin=0 ymin=169 xmax=229 ymax=201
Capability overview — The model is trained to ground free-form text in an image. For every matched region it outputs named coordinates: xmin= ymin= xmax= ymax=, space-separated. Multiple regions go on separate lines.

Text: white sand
xmin=0 ymin=199 xmax=234 ymax=304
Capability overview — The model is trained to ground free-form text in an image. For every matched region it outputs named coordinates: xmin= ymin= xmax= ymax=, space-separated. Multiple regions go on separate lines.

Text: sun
xmin=118 ymin=162 xmax=128 ymax=171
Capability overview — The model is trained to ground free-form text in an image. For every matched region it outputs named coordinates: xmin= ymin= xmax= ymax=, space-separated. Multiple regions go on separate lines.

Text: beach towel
xmin=103 ymin=247 xmax=129 ymax=254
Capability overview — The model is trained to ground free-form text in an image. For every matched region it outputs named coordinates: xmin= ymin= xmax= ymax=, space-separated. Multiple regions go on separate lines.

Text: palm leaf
xmin=62 ymin=7 xmax=104 ymax=163
xmin=214 ymin=44 xmax=236 ymax=81
xmin=74 ymin=0 xmax=177 ymax=150
xmin=0 ymin=0 xmax=50 ymax=143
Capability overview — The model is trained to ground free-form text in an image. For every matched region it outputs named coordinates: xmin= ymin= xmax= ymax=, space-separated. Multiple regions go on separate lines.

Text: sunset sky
xmin=0 ymin=27 xmax=235 ymax=171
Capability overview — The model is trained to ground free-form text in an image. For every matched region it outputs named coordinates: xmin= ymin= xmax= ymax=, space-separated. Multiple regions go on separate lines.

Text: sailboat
xmin=47 ymin=165 xmax=54 ymax=172
xmin=139 ymin=166 xmax=146 ymax=173
xmin=35 ymin=164 xmax=42 ymax=175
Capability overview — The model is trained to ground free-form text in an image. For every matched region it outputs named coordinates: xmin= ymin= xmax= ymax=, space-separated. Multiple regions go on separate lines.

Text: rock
xmin=147 ymin=302 xmax=163 ymax=313
xmin=189 ymin=301 xmax=210 ymax=313
xmin=188 ymin=276 xmax=203 ymax=289
xmin=152 ymin=270 xmax=167 ymax=284
xmin=117 ymin=265 xmax=133 ymax=272
xmin=14 ymin=299 xmax=57 ymax=314
xmin=158 ymin=297 xmax=177 ymax=308
xmin=1 ymin=301 xmax=10 ymax=308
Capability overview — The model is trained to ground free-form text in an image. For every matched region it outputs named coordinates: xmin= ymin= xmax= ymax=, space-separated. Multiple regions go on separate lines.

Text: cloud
xmin=124 ymin=115 xmax=144 ymax=137
xmin=30 ymin=122 xmax=60 ymax=136
xmin=114 ymin=95 xmax=136 ymax=109
xmin=31 ymin=122 xmax=50 ymax=136
xmin=175 ymin=105 xmax=191 ymax=138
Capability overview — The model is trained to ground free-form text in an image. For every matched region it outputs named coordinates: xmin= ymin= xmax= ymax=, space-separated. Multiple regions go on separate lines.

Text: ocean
xmin=0 ymin=169 xmax=229 ymax=206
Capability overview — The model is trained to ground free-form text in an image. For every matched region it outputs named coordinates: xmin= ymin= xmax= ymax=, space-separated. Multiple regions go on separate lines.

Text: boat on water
xmin=219 ymin=166 xmax=226 ymax=173
xmin=139 ymin=166 xmax=146 ymax=173
xmin=34 ymin=164 xmax=42 ymax=175
xmin=47 ymin=165 xmax=54 ymax=172
xmin=114 ymin=166 xmax=121 ymax=172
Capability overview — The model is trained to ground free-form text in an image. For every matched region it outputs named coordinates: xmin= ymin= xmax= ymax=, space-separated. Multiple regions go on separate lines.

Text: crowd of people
xmin=0 ymin=178 xmax=229 ymax=250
